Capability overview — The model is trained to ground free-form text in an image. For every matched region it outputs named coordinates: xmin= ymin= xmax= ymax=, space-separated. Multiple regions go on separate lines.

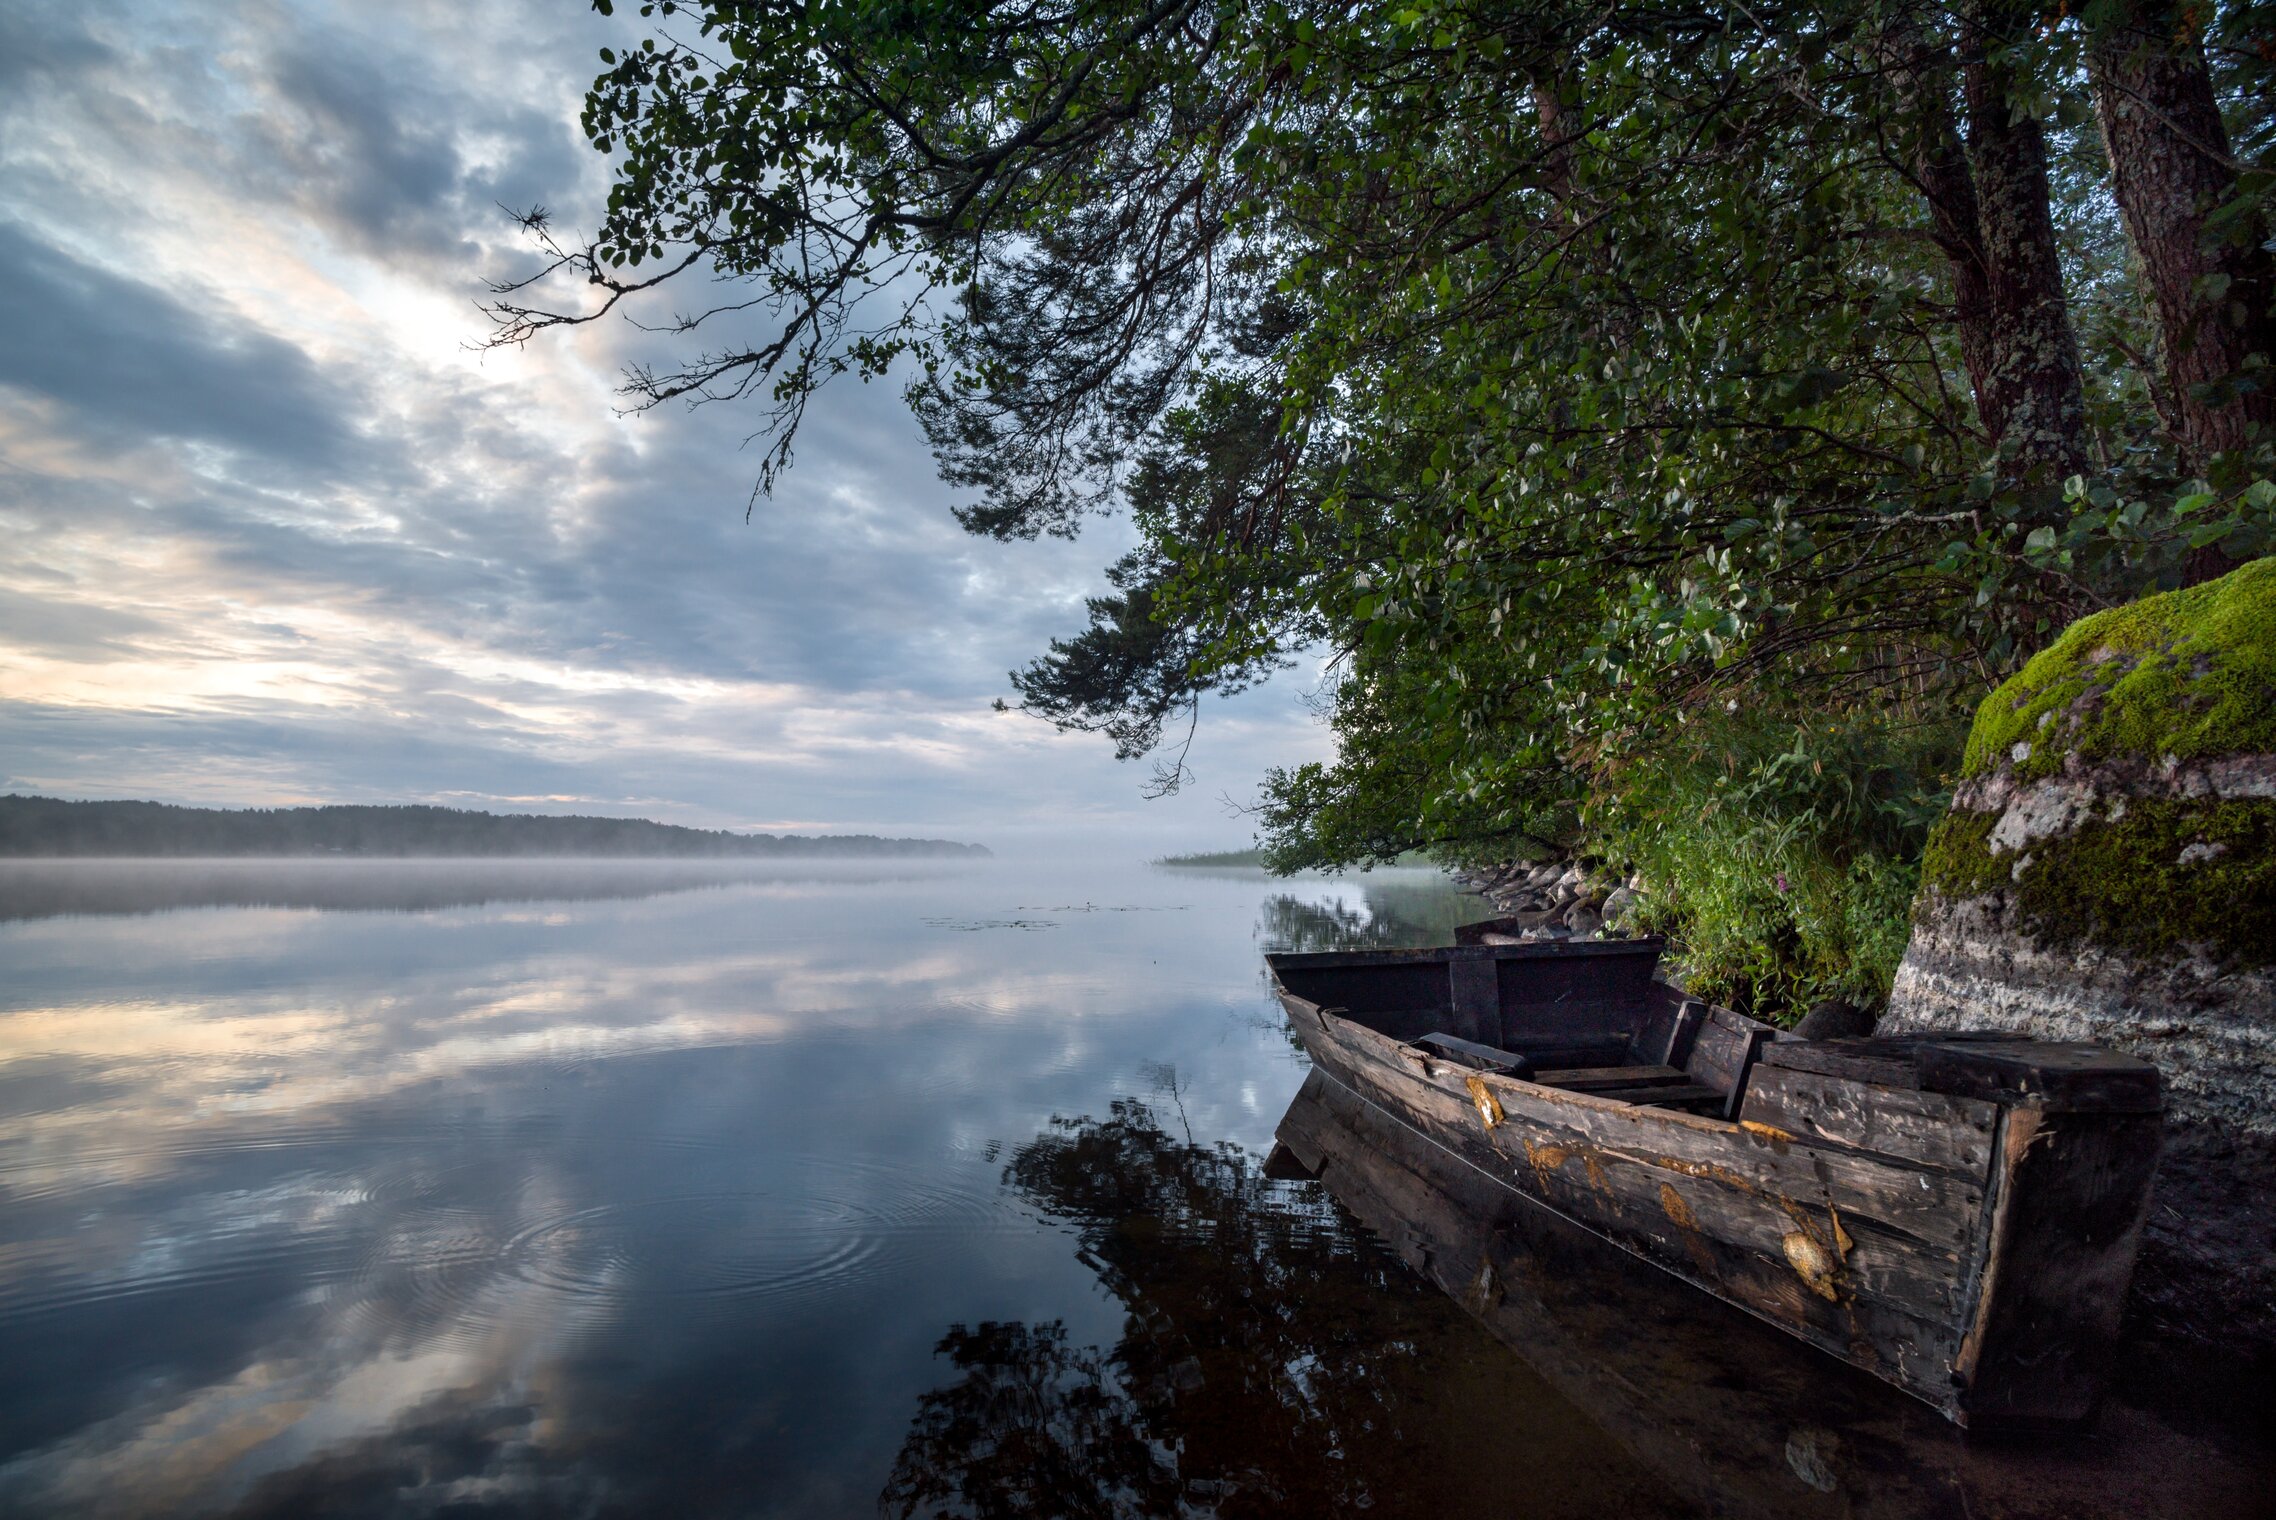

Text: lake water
xmin=0 ymin=859 xmax=2267 ymax=1519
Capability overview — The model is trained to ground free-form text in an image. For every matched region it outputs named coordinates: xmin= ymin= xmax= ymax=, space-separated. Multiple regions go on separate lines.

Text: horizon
xmin=0 ymin=793 xmax=1372 ymax=864
xmin=0 ymin=792 xmax=994 ymax=844
xmin=0 ymin=2 xmax=1332 ymax=856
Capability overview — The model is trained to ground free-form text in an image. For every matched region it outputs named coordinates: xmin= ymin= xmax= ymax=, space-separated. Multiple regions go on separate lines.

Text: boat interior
xmin=1265 ymin=937 xmax=1776 ymax=1118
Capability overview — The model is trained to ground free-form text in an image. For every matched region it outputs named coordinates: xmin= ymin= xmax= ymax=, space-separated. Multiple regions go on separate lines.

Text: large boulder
xmin=1881 ymin=556 xmax=2276 ymax=1366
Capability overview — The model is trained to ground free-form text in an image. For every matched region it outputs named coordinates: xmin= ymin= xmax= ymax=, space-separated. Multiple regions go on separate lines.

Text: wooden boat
xmin=1266 ymin=934 xmax=2164 ymax=1430
xmin=1270 ymin=1074 xmax=2253 ymax=1517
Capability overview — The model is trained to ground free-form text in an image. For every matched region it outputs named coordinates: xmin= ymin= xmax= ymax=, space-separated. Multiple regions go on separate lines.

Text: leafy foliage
xmin=500 ymin=0 xmax=2276 ymax=1014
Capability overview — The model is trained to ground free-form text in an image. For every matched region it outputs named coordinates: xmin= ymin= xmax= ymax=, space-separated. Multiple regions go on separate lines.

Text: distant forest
xmin=0 ymin=796 xmax=990 ymax=859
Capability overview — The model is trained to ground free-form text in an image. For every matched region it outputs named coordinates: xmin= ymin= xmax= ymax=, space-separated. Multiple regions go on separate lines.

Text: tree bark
xmin=1960 ymin=1 xmax=2093 ymax=481
xmin=1879 ymin=27 xmax=2003 ymax=438
xmin=1532 ymin=75 xmax=1577 ymax=215
xmin=2085 ymin=0 xmax=2276 ymax=472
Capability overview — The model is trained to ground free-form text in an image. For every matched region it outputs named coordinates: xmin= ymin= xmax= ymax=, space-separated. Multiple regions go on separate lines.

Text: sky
xmin=0 ymin=0 xmax=1333 ymax=854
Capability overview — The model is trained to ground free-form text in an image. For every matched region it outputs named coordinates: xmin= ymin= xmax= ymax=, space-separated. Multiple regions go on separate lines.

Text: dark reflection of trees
xmin=880 ymin=1099 xmax=1647 ymax=1520
xmin=879 ymin=1320 xmax=1180 ymax=1519
xmin=1256 ymin=874 xmax=1476 ymax=953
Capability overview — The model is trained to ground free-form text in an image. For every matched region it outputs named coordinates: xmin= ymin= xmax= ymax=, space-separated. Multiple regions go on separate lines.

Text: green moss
xmin=1923 ymin=798 xmax=2276 ymax=968
xmin=1962 ymin=556 xmax=2276 ymax=783
xmin=1918 ymin=808 xmax=2003 ymax=900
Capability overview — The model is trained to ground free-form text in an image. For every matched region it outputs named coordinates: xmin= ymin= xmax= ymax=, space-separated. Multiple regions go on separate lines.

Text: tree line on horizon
xmin=487 ymin=0 xmax=2270 ymax=1017
xmin=0 ymin=796 xmax=991 ymax=859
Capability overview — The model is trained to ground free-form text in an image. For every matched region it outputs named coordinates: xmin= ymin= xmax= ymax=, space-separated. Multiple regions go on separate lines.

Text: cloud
xmin=0 ymin=222 xmax=360 ymax=469
xmin=0 ymin=0 xmax=1331 ymax=849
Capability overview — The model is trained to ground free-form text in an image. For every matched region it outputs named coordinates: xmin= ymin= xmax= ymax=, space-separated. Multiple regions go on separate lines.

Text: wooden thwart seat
xmin=1531 ymin=1063 xmax=1688 ymax=1089
xmin=1413 ymin=1032 xmax=1531 ymax=1076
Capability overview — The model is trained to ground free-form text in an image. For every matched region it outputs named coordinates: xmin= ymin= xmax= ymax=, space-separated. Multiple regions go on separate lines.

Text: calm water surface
xmin=0 ymin=859 xmax=2266 ymax=1519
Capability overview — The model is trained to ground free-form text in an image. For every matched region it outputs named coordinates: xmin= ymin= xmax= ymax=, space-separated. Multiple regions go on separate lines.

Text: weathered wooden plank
xmin=1295 ymin=1058 xmax=1973 ymax=1397
xmin=1682 ymin=1015 xmax=1744 ymax=1093
xmin=1738 ymin=1065 xmax=2000 ymax=1180
xmin=1601 ymin=1082 xmax=1727 ymax=1110
xmin=1758 ymin=1036 xmax=2164 ymax=1114
xmin=1326 ymin=1005 xmax=1462 ymax=1043
xmin=1260 ymin=1140 xmax=1321 ymax=1181
xmin=1682 ymin=1010 xmax=1771 ymax=1119
xmin=1490 ymin=941 xmax=1665 ymax=1013
xmin=1303 ymin=1009 xmax=1980 ymax=1295
xmin=1396 ymin=1069 xmax=1969 ymax=1318
xmin=1954 ymin=1107 xmax=2162 ymax=1427
xmin=1497 ymin=1000 xmax=1646 ymax=1050
xmin=1271 ymin=938 xmax=1664 ymax=971
xmin=1494 ymin=1038 xmax=1635 ymax=1070
xmin=1633 ymin=997 xmax=1705 ymax=1068
xmin=1759 ymin=1039 xmax=1920 ymax=1089
xmin=1446 ymin=955 xmax=1501 ymax=1042
xmin=1268 ymin=957 xmax=1452 ymax=1022
xmin=1914 ymin=1042 xmax=2164 ymax=1114
xmin=1308 ymin=1007 xmax=1988 ymax=1261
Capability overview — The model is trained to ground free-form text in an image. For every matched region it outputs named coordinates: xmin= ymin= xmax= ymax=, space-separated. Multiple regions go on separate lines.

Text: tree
xmin=2083 ymin=0 xmax=2275 ymax=477
xmin=496 ymin=0 xmax=2275 ymax=1012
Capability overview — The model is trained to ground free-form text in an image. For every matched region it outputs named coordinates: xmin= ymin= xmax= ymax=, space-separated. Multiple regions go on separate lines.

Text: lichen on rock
xmin=1922 ymin=793 xmax=2275 ymax=967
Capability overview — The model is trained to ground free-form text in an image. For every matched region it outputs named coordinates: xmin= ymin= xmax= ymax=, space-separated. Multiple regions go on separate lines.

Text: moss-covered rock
xmin=1921 ymin=795 xmax=2276 ymax=967
xmin=1917 ymin=555 xmax=2276 ymax=971
xmin=1885 ymin=556 xmax=2276 ymax=1368
xmin=1959 ymin=555 xmax=2276 ymax=785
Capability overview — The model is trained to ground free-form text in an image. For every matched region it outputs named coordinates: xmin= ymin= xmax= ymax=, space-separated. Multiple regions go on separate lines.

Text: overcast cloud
xmin=0 ymin=0 xmax=1332 ymax=852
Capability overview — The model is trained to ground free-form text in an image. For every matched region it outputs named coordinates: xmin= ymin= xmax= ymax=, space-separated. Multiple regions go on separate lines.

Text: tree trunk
xmin=1879 ymin=27 xmax=2003 ymax=438
xmin=1532 ymin=76 xmax=1577 ymax=214
xmin=1961 ymin=1 xmax=2093 ymax=481
xmin=2085 ymin=0 xmax=2276 ymax=474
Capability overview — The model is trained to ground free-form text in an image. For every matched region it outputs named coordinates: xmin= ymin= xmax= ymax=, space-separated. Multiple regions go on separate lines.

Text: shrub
xmin=1595 ymin=709 xmax=1960 ymax=1022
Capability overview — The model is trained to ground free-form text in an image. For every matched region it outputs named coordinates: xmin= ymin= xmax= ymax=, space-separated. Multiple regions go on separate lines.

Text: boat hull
xmin=1275 ymin=982 xmax=2160 ymax=1430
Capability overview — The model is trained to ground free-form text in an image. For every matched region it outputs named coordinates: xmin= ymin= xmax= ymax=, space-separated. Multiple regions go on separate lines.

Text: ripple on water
xmin=344 ymin=1153 xmax=1025 ymax=1339
xmin=0 ymin=1221 xmax=364 ymax=1325
xmin=0 ymin=1138 xmax=1029 ymax=1347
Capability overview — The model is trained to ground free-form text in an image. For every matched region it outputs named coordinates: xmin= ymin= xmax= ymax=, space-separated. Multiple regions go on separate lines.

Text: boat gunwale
xmin=1263 ymin=935 xmax=1667 ymax=972
xmin=1280 ymin=986 xmax=1856 ymax=1151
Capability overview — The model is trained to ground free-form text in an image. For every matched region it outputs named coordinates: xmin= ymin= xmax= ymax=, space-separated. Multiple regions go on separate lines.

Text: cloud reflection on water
xmin=0 ymin=860 xmax=1468 ymax=1517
